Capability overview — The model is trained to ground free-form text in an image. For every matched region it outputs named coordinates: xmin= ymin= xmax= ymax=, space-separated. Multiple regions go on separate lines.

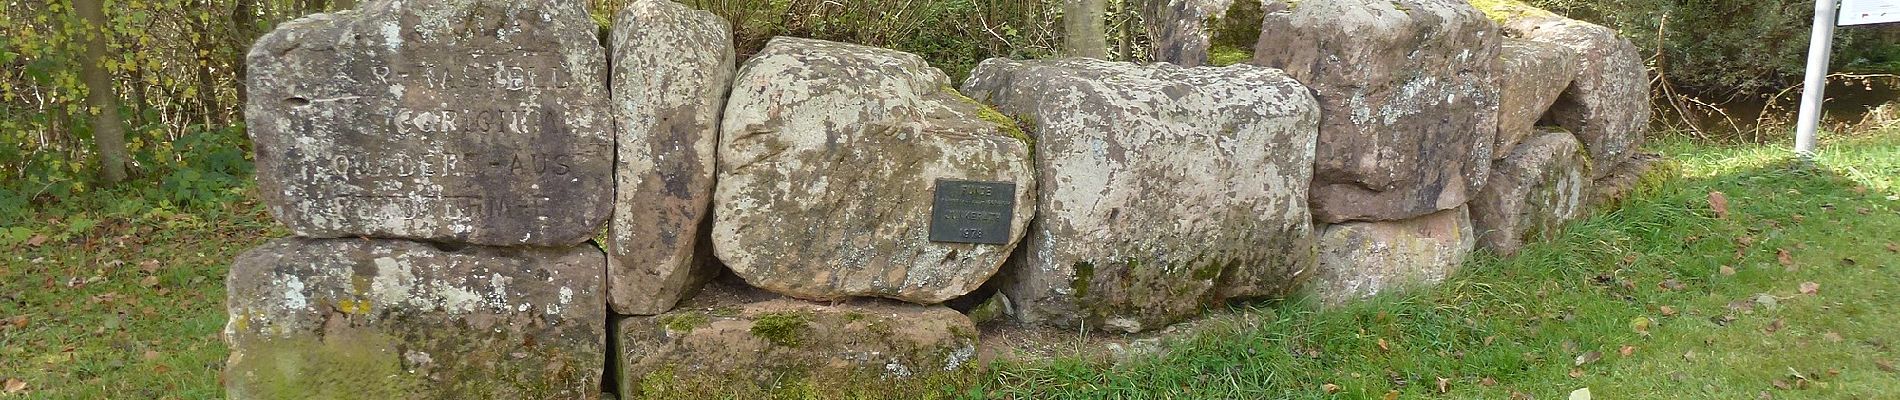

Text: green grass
xmin=1 ymin=131 xmax=1896 ymax=399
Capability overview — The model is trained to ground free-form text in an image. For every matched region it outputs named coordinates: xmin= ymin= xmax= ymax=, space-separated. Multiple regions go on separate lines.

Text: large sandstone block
xmin=712 ymin=37 xmax=1035 ymax=304
xmin=607 ymin=0 xmax=735 ymax=315
xmin=1502 ymin=15 xmax=1651 ymax=177
xmin=1310 ymin=206 xmax=1475 ymax=305
xmin=225 ymin=238 xmax=606 ymax=400
xmin=615 ymin=283 xmax=979 ymax=395
xmin=1144 ymin=0 xmax=1236 ymax=67
xmin=1470 ymin=130 xmax=1587 ymax=255
xmin=246 ymin=0 xmax=613 ymax=246
xmin=961 ymin=58 xmax=1319 ymax=333
xmin=1251 ymin=0 xmax=1501 ymax=223
xmin=1494 ymin=39 xmax=1578 ymax=159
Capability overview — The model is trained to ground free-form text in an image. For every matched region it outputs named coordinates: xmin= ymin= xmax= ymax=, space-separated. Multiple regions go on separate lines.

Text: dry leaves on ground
xmin=1709 ymin=191 xmax=1731 ymax=219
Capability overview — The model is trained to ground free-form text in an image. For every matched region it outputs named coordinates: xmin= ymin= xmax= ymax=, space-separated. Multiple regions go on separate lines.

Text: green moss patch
xmin=749 ymin=311 xmax=812 ymax=347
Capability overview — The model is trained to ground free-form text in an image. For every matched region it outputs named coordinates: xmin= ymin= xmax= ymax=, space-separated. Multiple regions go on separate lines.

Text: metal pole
xmin=1795 ymin=0 xmax=1840 ymax=157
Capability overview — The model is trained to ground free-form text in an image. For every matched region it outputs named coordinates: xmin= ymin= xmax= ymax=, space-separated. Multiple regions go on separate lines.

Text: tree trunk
xmin=231 ymin=0 xmax=264 ymax=107
xmin=75 ymin=0 xmax=127 ymax=184
xmin=1063 ymin=0 xmax=1109 ymax=58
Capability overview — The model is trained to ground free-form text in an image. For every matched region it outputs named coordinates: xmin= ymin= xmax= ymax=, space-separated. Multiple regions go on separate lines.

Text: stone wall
xmin=230 ymin=0 xmax=1654 ymax=396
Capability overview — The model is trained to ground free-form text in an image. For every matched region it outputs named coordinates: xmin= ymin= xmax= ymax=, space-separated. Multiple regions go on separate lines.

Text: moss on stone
xmin=659 ymin=312 xmax=708 ymax=333
xmin=1070 ymin=261 xmax=1096 ymax=300
xmin=943 ymin=85 xmax=1037 ymax=156
xmin=1466 ymin=0 xmax=1555 ymax=23
xmin=750 ymin=312 xmax=811 ymax=347
xmin=227 ymin=335 xmax=421 ymax=399
xmin=1209 ymin=46 xmax=1255 ymax=67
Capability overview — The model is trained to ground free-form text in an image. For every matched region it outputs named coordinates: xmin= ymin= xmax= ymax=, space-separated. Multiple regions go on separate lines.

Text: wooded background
xmin=3 ymin=0 xmax=1896 ymax=225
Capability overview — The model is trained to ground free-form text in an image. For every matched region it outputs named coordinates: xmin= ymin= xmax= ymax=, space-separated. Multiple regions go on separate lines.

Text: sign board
xmin=1841 ymin=0 xmax=1900 ymax=25
xmin=928 ymin=179 xmax=1016 ymax=245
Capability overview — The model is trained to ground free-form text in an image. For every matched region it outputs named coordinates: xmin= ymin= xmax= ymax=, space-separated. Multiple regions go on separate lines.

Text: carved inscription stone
xmin=713 ymin=37 xmax=1036 ymax=305
xmin=246 ymin=0 xmax=612 ymax=246
xmin=962 ymin=58 xmax=1320 ymax=333
xmin=607 ymin=0 xmax=735 ymax=315
xmin=224 ymin=238 xmax=606 ymax=400
xmin=929 ymin=179 xmax=1017 ymax=245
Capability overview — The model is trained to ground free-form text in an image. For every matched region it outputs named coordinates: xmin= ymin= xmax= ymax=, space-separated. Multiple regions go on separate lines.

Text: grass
xmin=1 ymin=131 xmax=1896 ymax=399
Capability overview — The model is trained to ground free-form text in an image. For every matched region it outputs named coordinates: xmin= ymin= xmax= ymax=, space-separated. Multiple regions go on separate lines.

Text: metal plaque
xmin=928 ymin=179 xmax=1017 ymax=245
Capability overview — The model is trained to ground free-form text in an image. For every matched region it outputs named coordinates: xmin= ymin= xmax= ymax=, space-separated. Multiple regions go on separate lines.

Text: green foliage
xmin=1519 ymin=0 xmax=1900 ymax=96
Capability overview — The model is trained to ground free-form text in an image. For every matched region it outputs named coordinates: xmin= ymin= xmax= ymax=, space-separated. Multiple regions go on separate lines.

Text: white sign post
xmin=1797 ymin=0 xmax=1900 ymax=157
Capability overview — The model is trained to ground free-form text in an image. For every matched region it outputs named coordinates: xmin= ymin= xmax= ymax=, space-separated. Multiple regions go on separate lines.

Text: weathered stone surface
xmin=1588 ymin=152 xmax=1668 ymax=209
xmin=1502 ymin=14 xmax=1652 ymax=177
xmin=961 ymin=58 xmax=1319 ymax=332
xmin=607 ymin=0 xmax=735 ymax=315
xmin=1144 ymin=0 xmax=1236 ymax=67
xmin=1470 ymin=129 xmax=1587 ymax=255
xmin=1494 ymin=39 xmax=1577 ymax=159
xmin=246 ymin=0 xmax=613 ymax=246
xmin=615 ymin=282 xmax=979 ymax=395
xmin=1251 ymin=0 xmax=1501 ymax=223
xmin=225 ymin=238 xmax=605 ymax=400
xmin=1311 ymin=206 xmax=1476 ymax=305
xmin=712 ymin=37 xmax=1035 ymax=304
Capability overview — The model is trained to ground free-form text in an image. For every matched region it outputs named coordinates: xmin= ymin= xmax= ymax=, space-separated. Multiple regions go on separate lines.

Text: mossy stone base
xmin=615 ymin=282 xmax=979 ymax=397
xmin=224 ymin=238 xmax=606 ymax=400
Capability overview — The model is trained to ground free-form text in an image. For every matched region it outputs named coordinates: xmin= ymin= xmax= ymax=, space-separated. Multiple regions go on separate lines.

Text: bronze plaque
xmin=929 ymin=179 xmax=1016 ymax=245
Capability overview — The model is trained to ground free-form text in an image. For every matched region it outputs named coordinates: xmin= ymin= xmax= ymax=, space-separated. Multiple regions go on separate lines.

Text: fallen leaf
xmin=1799 ymin=282 xmax=1819 ymax=295
xmin=1437 ymin=377 xmax=1451 ymax=394
xmin=1575 ymin=351 xmax=1603 ymax=366
xmin=3 ymin=378 xmax=22 ymax=393
xmin=1709 ymin=191 xmax=1730 ymax=218
xmin=1877 ymin=359 xmax=1896 ymax=372
xmin=1887 ymin=243 xmax=1898 ymax=253
xmin=1758 ymin=391 xmax=1773 ymax=400
xmin=138 ymin=260 xmax=161 ymax=274
xmin=1569 ymin=368 xmax=1585 ymax=378
xmin=1383 ymin=390 xmax=1399 ymax=400
xmin=1570 ymin=387 xmax=1592 ymax=400
xmin=8 ymin=315 xmax=26 ymax=329
xmin=1631 ymin=316 xmax=1653 ymax=336
xmin=1720 ymin=265 xmax=1737 ymax=276
xmin=1511 ymin=391 xmax=1533 ymax=400
xmin=1659 ymin=279 xmax=1685 ymax=291
xmin=139 ymin=276 xmax=159 ymax=288
xmin=24 ymin=235 xmax=46 ymax=247
xmin=1824 ymin=332 xmax=1843 ymax=342
xmin=1660 ymin=306 xmax=1679 ymax=317
xmin=1772 ymin=379 xmax=1791 ymax=390
xmin=1683 ymin=351 xmax=1698 ymax=361
xmin=1669 ymin=371 xmax=1688 ymax=381
xmin=1377 ymin=338 xmax=1390 ymax=352
xmin=1842 ymin=258 xmax=1858 ymax=266
xmin=1778 ymin=249 xmax=1795 ymax=269
xmin=143 ymin=350 xmax=160 ymax=361
xmin=1321 ymin=383 xmax=1340 ymax=394
xmin=1481 ymin=377 xmax=1499 ymax=387
xmin=1764 ymin=319 xmax=1785 ymax=334
xmin=1619 ymin=345 xmax=1636 ymax=357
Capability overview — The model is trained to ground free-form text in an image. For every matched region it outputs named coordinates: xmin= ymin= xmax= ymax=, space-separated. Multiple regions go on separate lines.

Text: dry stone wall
xmin=230 ymin=0 xmax=1658 ymax=394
